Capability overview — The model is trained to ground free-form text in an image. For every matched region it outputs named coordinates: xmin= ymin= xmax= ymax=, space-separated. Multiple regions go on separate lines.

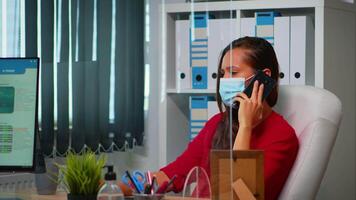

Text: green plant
xmin=56 ymin=150 xmax=107 ymax=196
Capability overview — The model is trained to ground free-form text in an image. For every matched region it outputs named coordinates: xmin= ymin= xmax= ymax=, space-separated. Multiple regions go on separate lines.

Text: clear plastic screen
xmin=160 ymin=0 xmax=242 ymax=199
xmin=182 ymin=166 xmax=211 ymax=198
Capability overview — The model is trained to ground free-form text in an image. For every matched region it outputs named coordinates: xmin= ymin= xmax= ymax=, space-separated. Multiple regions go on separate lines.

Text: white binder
xmin=241 ymin=16 xmax=292 ymax=85
xmin=274 ymin=16 xmax=290 ymax=85
xmin=175 ymin=20 xmax=191 ymax=90
xmin=208 ymin=101 xmax=220 ymax=120
xmin=240 ymin=17 xmax=256 ymax=37
xmin=290 ymin=16 xmax=314 ymax=85
xmin=208 ymin=18 xmax=238 ymax=90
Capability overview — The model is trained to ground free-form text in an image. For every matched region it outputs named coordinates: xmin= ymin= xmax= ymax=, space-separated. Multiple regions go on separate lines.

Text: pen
xmin=146 ymin=170 xmax=152 ymax=193
xmin=163 ymin=175 xmax=177 ymax=193
xmin=151 ymin=176 xmax=158 ymax=194
xmin=125 ymin=170 xmax=141 ymax=193
xmin=144 ymin=184 xmax=152 ymax=194
xmin=146 ymin=170 xmax=152 ymax=185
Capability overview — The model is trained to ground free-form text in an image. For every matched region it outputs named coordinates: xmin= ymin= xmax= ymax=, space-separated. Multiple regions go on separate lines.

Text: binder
xmin=190 ymin=13 xmax=209 ymax=89
xmin=208 ymin=100 xmax=220 ymax=120
xmin=175 ymin=20 xmax=191 ymax=89
xmin=241 ymin=15 xmax=291 ymax=85
xmin=208 ymin=18 xmax=238 ymax=90
xmin=190 ymin=96 xmax=209 ymax=140
xmin=189 ymin=96 xmax=215 ymax=141
xmin=274 ymin=16 xmax=290 ymax=85
xmin=290 ymin=16 xmax=314 ymax=85
xmin=255 ymin=11 xmax=281 ymax=45
xmin=192 ymin=67 xmax=208 ymax=89
xmin=240 ymin=17 xmax=256 ymax=37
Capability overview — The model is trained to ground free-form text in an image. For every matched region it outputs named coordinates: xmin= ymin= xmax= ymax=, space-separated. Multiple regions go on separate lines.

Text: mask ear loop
xmin=245 ymin=69 xmax=262 ymax=86
xmin=245 ymin=73 xmax=256 ymax=86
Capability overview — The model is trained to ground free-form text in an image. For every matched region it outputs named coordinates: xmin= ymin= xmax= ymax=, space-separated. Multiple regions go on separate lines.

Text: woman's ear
xmin=262 ymin=68 xmax=272 ymax=77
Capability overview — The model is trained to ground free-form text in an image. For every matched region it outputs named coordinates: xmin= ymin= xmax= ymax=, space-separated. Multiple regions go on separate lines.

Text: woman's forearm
xmin=233 ymin=126 xmax=252 ymax=150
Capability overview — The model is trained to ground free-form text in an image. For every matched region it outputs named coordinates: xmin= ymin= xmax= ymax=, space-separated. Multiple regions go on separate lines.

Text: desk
xmin=1 ymin=191 xmax=210 ymax=200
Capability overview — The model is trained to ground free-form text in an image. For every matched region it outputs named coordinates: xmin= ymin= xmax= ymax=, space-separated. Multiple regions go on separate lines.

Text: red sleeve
xmin=264 ymin=129 xmax=299 ymax=200
xmin=160 ymin=126 xmax=207 ymax=193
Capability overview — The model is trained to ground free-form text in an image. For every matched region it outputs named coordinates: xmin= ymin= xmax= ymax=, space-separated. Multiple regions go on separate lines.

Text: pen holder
xmin=133 ymin=194 xmax=164 ymax=200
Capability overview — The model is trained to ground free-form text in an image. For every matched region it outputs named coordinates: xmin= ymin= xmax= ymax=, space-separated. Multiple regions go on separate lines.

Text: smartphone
xmin=232 ymin=70 xmax=276 ymax=109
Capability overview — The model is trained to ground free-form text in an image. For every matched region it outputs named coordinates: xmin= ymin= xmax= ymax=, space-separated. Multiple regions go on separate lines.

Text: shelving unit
xmin=157 ymin=0 xmax=356 ymax=171
xmin=166 ymin=89 xmax=215 ymax=94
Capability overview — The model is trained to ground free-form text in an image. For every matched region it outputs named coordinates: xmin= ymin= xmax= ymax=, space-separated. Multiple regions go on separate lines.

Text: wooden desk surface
xmin=1 ymin=191 xmax=210 ymax=200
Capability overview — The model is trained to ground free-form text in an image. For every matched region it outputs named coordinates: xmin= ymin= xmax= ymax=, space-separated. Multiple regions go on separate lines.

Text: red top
xmin=160 ymin=111 xmax=299 ymax=200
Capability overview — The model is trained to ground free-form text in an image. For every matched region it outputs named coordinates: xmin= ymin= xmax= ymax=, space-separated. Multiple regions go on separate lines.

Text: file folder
xmin=255 ymin=11 xmax=281 ymax=45
xmin=241 ymin=14 xmax=290 ymax=85
xmin=192 ymin=67 xmax=208 ymax=89
xmin=176 ymin=20 xmax=191 ymax=89
xmin=208 ymin=100 xmax=220 ymax=120
xmin=208 ymin=18 xmax=238 ymax=90
xmin=290 ymin=16 xmax=314 ymax=85
xmin=274 ymin=16 xmax=290 ymax=85
xmin=189 ymin=96 xmax=214 ymax=141
xmin=190 ymin=13 xmax=209 ymax=89
xmin=240 ymin=17 xmax=256 ymax=37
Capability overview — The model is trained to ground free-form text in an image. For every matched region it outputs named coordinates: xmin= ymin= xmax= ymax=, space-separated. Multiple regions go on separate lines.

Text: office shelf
xmin=157 ymin=0 xmax=356 ymax=167
xmin=166 ymin=89 xmax=216 ymax=94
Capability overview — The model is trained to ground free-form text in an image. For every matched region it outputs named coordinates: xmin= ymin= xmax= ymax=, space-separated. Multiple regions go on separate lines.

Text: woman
xmin=153 ymin=37 xmax=299 ymax=200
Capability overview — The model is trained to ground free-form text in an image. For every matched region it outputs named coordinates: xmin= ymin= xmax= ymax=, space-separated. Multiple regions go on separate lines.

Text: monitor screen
xmin=0 ymin=58 xmax=39 ymax=171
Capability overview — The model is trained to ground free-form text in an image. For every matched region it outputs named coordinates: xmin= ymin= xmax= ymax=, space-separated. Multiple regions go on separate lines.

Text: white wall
xmin=315 ymin=7 xmax=356 ymax=200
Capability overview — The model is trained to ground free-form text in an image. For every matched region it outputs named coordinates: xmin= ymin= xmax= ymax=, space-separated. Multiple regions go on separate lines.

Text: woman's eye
xmin=218 ymin=69 xmax=238 ymax=76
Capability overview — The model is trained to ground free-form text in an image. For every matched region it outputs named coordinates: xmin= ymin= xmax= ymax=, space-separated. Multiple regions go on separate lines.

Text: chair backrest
xmin=274 ymin=85 xmax=342 ymax=200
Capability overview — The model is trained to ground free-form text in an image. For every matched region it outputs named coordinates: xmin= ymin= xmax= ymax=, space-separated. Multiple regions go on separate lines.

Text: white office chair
xmin=274 ymin=85 xmax=342 ymax=200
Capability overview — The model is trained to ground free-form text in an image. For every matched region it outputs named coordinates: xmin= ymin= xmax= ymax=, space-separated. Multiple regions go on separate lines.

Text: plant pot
xmin=67 ymin=194 xmax=97 ymax=200
xmin=35 ymin=158 xmax=59 ymax=195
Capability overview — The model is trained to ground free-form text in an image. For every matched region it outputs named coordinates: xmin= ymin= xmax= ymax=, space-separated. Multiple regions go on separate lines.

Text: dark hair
xmin=212 ymin=36 xmax=280 ymax=149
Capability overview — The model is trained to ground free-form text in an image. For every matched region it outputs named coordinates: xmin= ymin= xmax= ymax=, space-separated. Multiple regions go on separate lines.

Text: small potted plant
xmin=56 ymin=150 xmax=107 ymax=200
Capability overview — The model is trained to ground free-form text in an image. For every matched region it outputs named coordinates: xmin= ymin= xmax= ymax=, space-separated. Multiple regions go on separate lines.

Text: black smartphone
xmin=232 ymin=70 xmax=276 ymax=109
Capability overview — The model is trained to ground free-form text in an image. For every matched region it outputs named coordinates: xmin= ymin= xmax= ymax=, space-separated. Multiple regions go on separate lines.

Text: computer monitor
xmin=0 ymin=57 xmax=39 ymax=172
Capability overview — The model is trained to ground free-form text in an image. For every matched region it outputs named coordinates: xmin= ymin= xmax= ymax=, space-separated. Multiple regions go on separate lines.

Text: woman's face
xmin=221 ymin=48 xmax=256 ymax=80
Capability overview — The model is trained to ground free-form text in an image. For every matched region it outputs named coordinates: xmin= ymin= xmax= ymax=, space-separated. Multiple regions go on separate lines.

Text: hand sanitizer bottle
xmin=97 ymin=165 xmax=124 ymax=200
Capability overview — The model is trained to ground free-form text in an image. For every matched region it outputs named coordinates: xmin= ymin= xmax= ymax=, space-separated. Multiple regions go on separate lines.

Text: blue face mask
xmin=219 ymin=75 xmax=255 ymax=107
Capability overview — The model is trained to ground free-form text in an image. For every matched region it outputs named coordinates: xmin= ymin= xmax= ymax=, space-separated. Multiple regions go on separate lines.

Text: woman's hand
xmin=234 ymin=80 xmax=264 ymax=128
xmin=151 ymin=171 xmax=170 ymax=186
xmin=233 ymin=81 xmax=264 ymax=150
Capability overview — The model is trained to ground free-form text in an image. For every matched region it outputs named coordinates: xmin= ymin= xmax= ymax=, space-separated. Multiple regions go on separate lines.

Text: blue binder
xmin=192 ymin=67 xmax=208 ymax=89
xmin=255 ymin=11 xmax=281 ymax=46
xmin=190 ymin=13 xmax=208 ymax=89
xmin=189 ymin=96 xmax=214 ymax=141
